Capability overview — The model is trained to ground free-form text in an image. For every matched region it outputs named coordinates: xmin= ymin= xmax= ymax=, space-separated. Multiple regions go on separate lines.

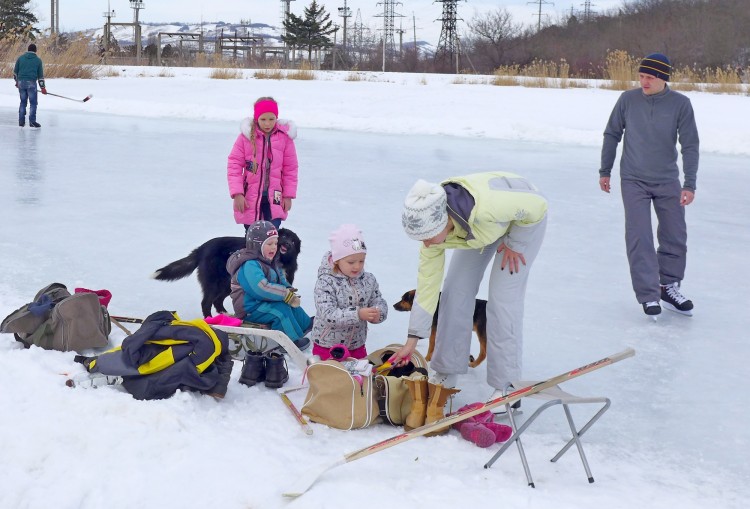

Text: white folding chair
xmin=483 ymin=381 xmax=611 ymax=487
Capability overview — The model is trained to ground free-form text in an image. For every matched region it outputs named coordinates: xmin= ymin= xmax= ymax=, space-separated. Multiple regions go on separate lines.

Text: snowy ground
xmin=0 ymin=70 xmax=748 ymax=509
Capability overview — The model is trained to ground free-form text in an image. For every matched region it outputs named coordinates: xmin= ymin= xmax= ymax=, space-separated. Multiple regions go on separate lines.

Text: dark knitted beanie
xmin=639 ymin=53 xmax=671 ymax=81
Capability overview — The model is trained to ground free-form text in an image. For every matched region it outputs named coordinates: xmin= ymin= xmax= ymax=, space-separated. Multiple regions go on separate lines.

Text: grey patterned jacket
xmin=310 ymin=252 xmax=388 ymax=350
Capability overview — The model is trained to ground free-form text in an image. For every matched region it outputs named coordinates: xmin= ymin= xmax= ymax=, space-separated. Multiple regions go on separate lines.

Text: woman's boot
xmin=403 ymin=372 xmax=429 ymax=431
xmin=424 ymin=382 xmax=461 ymax=437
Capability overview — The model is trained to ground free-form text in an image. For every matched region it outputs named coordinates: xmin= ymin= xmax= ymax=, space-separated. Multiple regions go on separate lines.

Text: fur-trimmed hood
xmin=240 ymin=118 xmax=297 ymax=141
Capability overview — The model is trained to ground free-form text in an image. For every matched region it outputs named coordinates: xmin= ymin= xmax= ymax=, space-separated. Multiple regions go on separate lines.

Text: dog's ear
xmin=405 ymin=289 xmax=416 ymax=304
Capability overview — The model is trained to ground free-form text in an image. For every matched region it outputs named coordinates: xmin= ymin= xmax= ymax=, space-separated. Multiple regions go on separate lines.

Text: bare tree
xmin=465 ymin=8 xmax=522 ymax=71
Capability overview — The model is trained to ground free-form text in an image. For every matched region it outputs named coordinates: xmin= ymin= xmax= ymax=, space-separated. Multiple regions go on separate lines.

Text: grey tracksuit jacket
xmin=599 ymin=86 xmax=699 ymax=191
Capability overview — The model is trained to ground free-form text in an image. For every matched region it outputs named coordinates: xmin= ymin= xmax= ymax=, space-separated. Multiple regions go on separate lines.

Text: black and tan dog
xmin=153 ymin=228 xmax=301 ymax=318
xmin=392 ymin=289 xmax=487 ymax=368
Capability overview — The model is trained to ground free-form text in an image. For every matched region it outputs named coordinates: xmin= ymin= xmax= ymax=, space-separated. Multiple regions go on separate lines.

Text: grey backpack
xmin=1 ymin=283 xmax=111 ymax=352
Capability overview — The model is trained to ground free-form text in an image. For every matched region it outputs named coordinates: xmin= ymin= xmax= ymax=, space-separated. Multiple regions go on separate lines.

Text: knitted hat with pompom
xmin=401 ymin=179 xmax=448 ymax=241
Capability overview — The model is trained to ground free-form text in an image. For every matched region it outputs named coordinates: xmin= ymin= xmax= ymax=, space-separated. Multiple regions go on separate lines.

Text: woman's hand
xmin=388 ymin=337 xmax=419 ymax=367
xmin=497 ymin=243 xmax=526 ymax=274
xmin=233 ymin=194 xmax=247 ymax=213
xmin=283 ymin=197 xmax=293 ymax=212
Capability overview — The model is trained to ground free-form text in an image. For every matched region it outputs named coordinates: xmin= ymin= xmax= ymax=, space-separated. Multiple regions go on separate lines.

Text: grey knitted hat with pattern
xmin=401 ymin=179 xmax=448 ymax=241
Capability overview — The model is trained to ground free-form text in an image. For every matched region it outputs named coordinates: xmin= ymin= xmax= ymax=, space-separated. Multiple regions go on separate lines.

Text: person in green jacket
xmin=13 ymin=43 xmax=47 ymax=128
xmin=390 ymin=171 xmax=548 ymax=414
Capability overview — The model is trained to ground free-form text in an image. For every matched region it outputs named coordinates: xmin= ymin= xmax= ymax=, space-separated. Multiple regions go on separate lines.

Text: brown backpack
xmin=300 ymin=345 xmax=429 ymax=430
xmin=1 ymin=283 xmax=111 ymax=352
xmin=301 ymin=360 xmax=380 ymax=430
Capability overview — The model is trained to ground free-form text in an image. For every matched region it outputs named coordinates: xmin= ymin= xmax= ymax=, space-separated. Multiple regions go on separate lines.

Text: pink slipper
xmin=458 ymin=422 xmax=496 ymax=448
xmin=484 ymin=422 xmax=513 ymax=442
xmin=451 ymin=402 xmax=494 ymax=431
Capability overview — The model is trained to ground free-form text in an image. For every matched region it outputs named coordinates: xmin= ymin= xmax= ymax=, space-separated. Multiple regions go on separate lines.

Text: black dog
xmin=393 ymin=289 xmax=488 ymax=368
xmin=152 ymin=228 xmax=301 ymax=317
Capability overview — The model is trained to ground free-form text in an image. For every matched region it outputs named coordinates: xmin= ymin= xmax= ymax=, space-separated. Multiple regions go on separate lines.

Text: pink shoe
xmin=484 ymin=422 xmax=513 ymax=443
xmin=451 ymin=402 xmax=494 ymax=431
xmin=458 ymin=422 xmax=495 ymax=448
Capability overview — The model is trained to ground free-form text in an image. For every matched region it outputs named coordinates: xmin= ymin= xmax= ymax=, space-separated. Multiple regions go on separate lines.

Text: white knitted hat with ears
xmin=401 ymin=179 xmax=449 ymax=241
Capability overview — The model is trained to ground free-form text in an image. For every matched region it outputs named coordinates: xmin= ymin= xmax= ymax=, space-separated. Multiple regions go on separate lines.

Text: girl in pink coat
xmin=227 ymin=97 xmax=299 ymax=230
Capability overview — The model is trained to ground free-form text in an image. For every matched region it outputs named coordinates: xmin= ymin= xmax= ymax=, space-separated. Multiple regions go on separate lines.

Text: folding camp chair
xmin=483 ymin=381 xmax=611 ymax=487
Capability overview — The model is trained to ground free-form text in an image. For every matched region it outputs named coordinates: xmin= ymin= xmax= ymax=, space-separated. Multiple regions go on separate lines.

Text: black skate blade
xmin=662 ymin=301 xmax=693 ymax=316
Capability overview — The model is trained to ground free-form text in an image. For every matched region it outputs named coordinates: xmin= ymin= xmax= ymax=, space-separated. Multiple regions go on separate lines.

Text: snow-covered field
xmin=1 ymin=69 xmax=748 ymax=509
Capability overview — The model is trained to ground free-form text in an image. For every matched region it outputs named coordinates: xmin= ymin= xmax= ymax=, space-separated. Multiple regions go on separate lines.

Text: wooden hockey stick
xmin=282 ymin=347 xmax=635 ymax=498
xmin=279 ymin=391 xmax=313 ymax=436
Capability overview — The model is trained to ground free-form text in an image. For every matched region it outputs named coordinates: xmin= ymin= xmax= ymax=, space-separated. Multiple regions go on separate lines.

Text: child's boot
xmin=458 ymin=422 xmax=496 ymax=448
xmin=424 ymin=382 xmax=461 ymax=437
xmin=403 ymin=372 xmax=429 ymax=431
xmin=239 ymin=350 xmax=265 ymax=387
xmin=484 ymin=422 xmax=513 ymax=443
xmin=263 ymin=351 xmax=289 ymax=388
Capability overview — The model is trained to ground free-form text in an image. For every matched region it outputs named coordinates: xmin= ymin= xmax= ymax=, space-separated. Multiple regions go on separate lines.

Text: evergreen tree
xmin=0 ymin=0 xmax=39 ymax=40
xmin=282 ymin=0 xmax=337 ymax=61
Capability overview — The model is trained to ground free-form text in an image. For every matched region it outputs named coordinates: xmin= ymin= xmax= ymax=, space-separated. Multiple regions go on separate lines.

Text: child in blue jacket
xmin=227 ymin=221 xmax=311 ymax=350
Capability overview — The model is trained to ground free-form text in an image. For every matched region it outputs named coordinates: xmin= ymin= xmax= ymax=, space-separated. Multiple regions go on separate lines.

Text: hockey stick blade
xmin=282 ymin=347 xmax=635 ymax=498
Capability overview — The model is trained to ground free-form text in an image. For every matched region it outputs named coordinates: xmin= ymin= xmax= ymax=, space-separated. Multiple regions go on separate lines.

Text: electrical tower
xmin=581 ymin=0 xmax=596 ymax=21
xmin=434 ymin=0 xmax=465 ymax=73
xmin=338 ymin=1 xmax=352 ymax=53
xmin=375 ymin=0 xmax=403 ymax=66
xmin=50 ymin=0 xmax=59 ymax=34
xmin=280 ymin=0 xmax=296 ymax=62
xmin=130 ymin=0 xmax=145 ymax=24
xmin=528 ymin=0 xmax=554 ymax=32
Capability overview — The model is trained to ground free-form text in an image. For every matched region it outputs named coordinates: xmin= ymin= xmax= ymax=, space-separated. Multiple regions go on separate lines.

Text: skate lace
xmin=665 ymin=283 xmax=688 ymax=304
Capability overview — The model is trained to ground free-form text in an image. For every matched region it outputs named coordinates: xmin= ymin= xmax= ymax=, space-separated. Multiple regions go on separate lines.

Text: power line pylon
xmin=434 ymin=0 xmax=465 ymax=73
xmin=50 ymin=0 xmax=59 ymax=35
xmin=375 ymin=0 xmax=403 ymax=70
xmin=280 ymin=0 xmax=296 ymax=63
xmin=581 ymin=0 xmax=596 ymax=21
xmin=528 ymin=0 xmax=554 ymax=32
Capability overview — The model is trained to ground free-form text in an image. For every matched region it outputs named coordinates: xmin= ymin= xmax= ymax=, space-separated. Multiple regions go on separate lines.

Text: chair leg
xmin=485 ymin=401 xmax=561 ymax=488
xmin=508 ymin=406 xmax=535 ymax=488
xmin=550 ymin=400 xmax=611 ymax=483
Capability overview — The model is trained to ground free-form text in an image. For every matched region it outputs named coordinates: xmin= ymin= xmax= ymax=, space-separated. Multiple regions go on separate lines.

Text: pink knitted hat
xmin=254 ymin=99 xmax=278 ymax=121
xmin=329 ymin=224 xmax=367 ymax=263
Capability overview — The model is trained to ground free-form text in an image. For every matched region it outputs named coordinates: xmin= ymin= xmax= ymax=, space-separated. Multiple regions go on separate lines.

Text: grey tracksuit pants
xmin=429 ymin=216 xmax=547 ymax=390
xmin=621 ymin=179 xmax=687 ymax=303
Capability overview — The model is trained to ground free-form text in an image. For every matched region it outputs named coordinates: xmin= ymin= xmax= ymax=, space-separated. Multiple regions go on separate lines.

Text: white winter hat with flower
xmin=401 ymin=179 xmax=449 ymax=241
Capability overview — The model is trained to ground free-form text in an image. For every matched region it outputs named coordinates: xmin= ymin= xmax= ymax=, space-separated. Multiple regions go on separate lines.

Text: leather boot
xmin=239 ymin=351 xmax=265 ymax=387
xmin=403 ymin=373 xmax=428 ymax=431
xmin=424 ymin=382 xmax=461 ymax=437
xmin=263 ymin=352 xmax=289 ymax=389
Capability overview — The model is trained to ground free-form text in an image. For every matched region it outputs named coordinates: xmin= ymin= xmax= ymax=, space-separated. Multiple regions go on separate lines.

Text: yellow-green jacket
xmin=408 ymin=171 xmax=548 ymax=338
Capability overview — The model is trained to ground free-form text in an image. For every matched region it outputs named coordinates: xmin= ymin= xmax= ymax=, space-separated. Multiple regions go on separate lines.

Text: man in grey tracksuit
xmin=599 ymin=53 xmax=699 ymax=317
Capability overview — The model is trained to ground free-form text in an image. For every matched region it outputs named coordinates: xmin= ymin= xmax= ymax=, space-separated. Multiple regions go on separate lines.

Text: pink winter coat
xmin=227 ymin=117 xmax=299 ymax=225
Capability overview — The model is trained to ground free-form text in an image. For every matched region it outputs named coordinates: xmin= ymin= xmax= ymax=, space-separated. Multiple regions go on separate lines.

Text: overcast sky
xmin=34 ymin=1 xmax=624 ymax=45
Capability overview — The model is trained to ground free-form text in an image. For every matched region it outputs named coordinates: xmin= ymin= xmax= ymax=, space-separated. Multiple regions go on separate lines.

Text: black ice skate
xmin=642 ymin=301 xmax=662 ymax=321
xmin=661 ymin=282 xmax=693 ymax=316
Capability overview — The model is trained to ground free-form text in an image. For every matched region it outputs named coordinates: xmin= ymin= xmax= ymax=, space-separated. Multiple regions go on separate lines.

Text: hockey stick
xmin=279 ymin=391 xmax=313 ymax=436
xmin=110 ymin=316 xmax=133 ymax=336
xmin=41 ymin=91 xmax=93 ymax=103
xmin=282 ymin=347 xmax=635 ymax=498
xmin=109 ymin=315 xmax=144 ymax=324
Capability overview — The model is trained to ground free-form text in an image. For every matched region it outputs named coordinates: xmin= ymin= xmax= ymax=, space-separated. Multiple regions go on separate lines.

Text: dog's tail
xmin=151 ymin=250 xmax=200 ymax=282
